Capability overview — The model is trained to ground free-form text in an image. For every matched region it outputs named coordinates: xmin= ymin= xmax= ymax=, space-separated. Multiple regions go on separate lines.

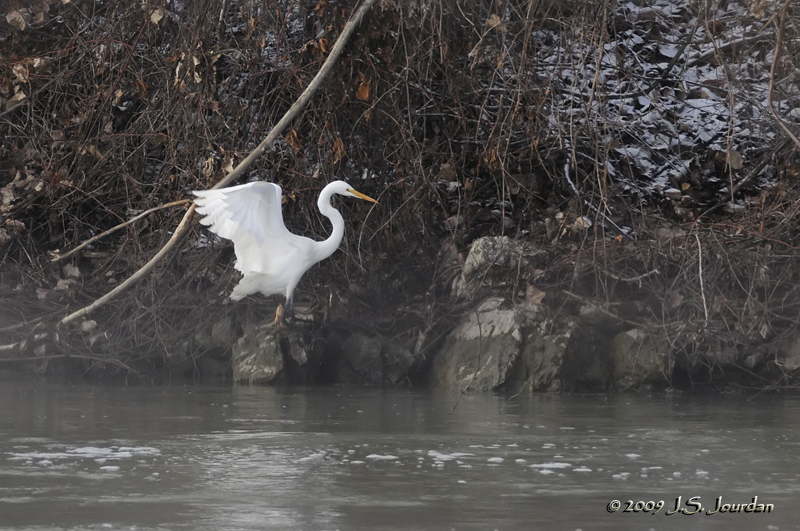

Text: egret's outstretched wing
xmin=193 ymin=182 xmax=303 ymax=276
xmin=193 ymin=182 xmax=288 ymax=243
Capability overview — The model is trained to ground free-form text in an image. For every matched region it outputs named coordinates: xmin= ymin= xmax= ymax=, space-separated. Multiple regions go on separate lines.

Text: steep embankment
xmin=1 ymin=0 xmax=799 ymax=391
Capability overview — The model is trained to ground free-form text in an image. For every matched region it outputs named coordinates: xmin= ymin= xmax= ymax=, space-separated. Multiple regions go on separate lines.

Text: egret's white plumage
xmin=192 ymin=180 xmax=377 ymax=314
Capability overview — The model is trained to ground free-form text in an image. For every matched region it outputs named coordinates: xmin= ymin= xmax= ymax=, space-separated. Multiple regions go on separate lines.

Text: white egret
xmin=192 ymin=180 xmax=377 ymax=322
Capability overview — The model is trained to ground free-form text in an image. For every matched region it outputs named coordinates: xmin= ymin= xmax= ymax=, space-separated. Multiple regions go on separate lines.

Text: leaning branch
xmin=58 ymin=0 xmax=378 ymax=326
xmin=51 ymin=199 xmax=191 ymax=262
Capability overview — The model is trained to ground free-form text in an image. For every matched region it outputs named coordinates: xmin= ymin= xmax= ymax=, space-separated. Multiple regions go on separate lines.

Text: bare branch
xmin=768 ymin=0 xmax=800 ymax=150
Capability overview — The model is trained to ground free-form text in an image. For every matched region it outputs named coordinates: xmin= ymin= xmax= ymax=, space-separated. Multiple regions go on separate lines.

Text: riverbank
xmin=2 ymin=0 xmax=799 ymax=391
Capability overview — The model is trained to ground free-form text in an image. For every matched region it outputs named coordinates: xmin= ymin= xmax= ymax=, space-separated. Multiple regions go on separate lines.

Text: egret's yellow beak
xmin=349 ymin=189 xmax=378 ymax=204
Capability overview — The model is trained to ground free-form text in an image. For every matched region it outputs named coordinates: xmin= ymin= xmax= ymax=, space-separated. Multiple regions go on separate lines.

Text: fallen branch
xmin=51 ymin=199 xmax=191 ymax=262
xmin=58 ymin=0 xmax=378 ymax=326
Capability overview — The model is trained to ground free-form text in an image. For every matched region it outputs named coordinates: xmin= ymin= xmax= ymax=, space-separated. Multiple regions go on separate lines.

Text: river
xmin=0 ymin=377 xmax=797 ymax=530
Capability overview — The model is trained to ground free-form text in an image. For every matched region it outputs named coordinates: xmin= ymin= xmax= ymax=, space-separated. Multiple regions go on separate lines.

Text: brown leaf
xmin=221 ymin=157 xmax=234 ymax=175
xmin=6 ymin=9 xmax=27 ymax=30
xmin=202 ymin=157 xmax=214 ymax=178
xmin=82 ymin=144 xmax=103 ymax=160
xmin=32 ymin=57 xmax=51 ymax=72
xmin=332 ymin=137 xmax=346 ymax=164
xmin=438 ymin=163 xmax=456 ymax=181
xmin=150 ymin=8 xmax=165 ymax=25
xmin=526 ymin=284 xmax=546 ymax=305
xmin=12 ymin=64 xmax=29 ymax=83
xmin=356 ymin=75 xmax=370 ymax=101
xmin=5 ymin=91 xmax=27 ymax=111
xmin=486 ymin=13 xmax=505 ymax=31
xmin=285 ymin=128 xmax=301 ymax=153
xmin=314 ymin=0 xmax=329 ymax=17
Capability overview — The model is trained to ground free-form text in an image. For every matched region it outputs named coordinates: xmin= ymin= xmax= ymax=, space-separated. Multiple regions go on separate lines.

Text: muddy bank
xmin=1 ymin=0 xmax=800 ymax=391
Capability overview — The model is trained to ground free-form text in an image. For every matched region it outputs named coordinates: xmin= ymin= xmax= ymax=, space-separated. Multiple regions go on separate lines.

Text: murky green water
xmin=0 ymin=378 xmax=797 ymax=530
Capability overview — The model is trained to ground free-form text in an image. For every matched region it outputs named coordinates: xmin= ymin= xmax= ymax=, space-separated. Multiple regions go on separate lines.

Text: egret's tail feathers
xmin=230 ymin=273 xmax=284 ymax=301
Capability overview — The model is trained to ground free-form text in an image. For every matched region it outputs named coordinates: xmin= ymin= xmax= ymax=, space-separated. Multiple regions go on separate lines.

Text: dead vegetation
xmin=1 ymin=0 xmax=800 ymax=389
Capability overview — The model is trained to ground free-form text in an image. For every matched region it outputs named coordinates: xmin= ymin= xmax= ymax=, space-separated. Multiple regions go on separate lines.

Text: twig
xmin=767 ymin=0 xmax=800 ymax=150
xmin=51 ymin=199 xmax=191 ymax=262
xmin=58 ymin=0 xmax=378 ymax=326
xmin=695 ymin=232 xmax=709 ymax=324
xmin=0 ymin=342 xmax=22 ymax=353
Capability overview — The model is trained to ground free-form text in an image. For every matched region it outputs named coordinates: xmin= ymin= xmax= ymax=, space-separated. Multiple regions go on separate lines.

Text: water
xmin=0 ymin=378 xmax=798 ymax=531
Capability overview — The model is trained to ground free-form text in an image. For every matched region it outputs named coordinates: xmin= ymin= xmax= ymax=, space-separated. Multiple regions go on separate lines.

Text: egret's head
xmin=331 ymin=180 xmax=377 ymax=203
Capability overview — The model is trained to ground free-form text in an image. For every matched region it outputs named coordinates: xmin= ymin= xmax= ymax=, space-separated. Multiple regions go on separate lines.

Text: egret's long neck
xmin=315 ymin=186 xmax=345 ymax=262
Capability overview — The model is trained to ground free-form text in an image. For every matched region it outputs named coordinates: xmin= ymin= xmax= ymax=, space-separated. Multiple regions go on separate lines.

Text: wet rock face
xmin=232 ymin=323 xmax=284 ymax=384
xmin=337 ymin=333 xmax=384 ymax=384
xmin=428 ymin=298 xmax=678 ymax=393
xmin=429 ymin=298 xmax=522 ymax=391
xmin=336 ymin=332 xmax=419 ymax=385
xmin=608 ymin=328 xmax=674 ymax=391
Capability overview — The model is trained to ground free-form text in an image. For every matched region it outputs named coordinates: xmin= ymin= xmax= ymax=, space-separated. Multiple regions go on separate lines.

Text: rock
xmin=336 ymin=333 xmax=417 ymax=385
xmin=456 ymin=236 xmax=549 ymax=297
xmin=210 ymin=317 xmax=234 ymax=348
xmin=232 ymin=323 xmax=284 ymax=384
xmin=509 ymin=323 xmax=572 ymax=393
xmin=608 ymin=328 xmax=673 ymax=391
xmin=429 ymin=297 xmax=521 ymax=391
xmin=560 ymin=324 xmax=612 ymax=391
xmin=778 ymin=333 xmax=800 ymax=370
xmin=337 ymin=333 xmax=384 ymax=384
xmin=383 ymin=342 xmax=416 ymax=384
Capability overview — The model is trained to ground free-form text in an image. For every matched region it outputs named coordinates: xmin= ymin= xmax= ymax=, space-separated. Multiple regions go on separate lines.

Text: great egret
xmin=193 ymin=180 xmax=377 ymax=322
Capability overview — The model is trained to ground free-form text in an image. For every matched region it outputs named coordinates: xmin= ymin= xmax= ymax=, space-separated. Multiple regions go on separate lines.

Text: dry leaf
xmin=285 ymin=128 xmax=302 ymax=153
xmin=12 ymin=64 xmax=29 ymax=83
xmin=80 ymin=320 xmax=97 ymax=334
xmin=221 ymin=157 xmax=234 ymax=175
xmin=174 ymin=62 xmax=183 ymax=85
xmin=680 ymin=182 xmax=690 ymax=191
xmin=150 ymin=8 xmax=165 ymax=25
xmin=438 ymin=163 xmax=456 ymax=181
xmin=32 ymin=57 xmax=51 ymax=72
xmin=486 ymin=13 xmax=501 ymax=28
xmin=82 ymin=144 xmax=103 ymax=160
xmin=727 ymin=149 xmax=743 ymax=170
xmin=332 ymin=137 xmax=346 ymax=164
xmin=356 ymin=75 xmax=370 ymax=101
xmin=202 ymin=157 xmax=215 ymax=178
xmin=526 ymin=284 xmax=546 ymax=305
xmin=6 ymin=91 xmax=27 ymax=110
xmin=6 ymin=9 xmax=27 ymax=30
